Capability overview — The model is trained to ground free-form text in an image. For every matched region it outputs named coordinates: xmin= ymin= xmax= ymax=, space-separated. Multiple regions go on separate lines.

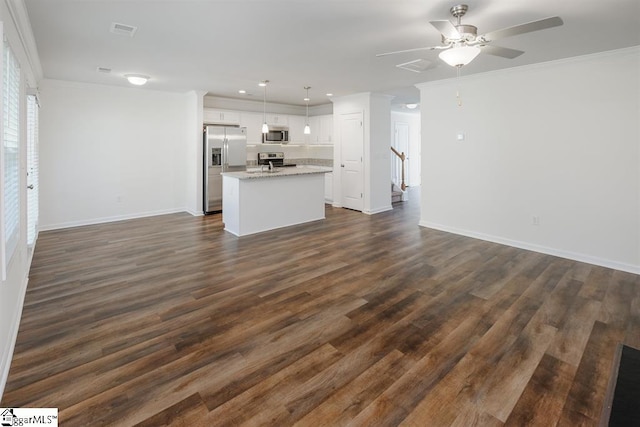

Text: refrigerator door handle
xmin=223 ymin=138 xmax=228 ymax=169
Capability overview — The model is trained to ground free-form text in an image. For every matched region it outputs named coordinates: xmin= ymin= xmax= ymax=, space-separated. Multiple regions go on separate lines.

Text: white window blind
xmin=1 ymin=36 xmax=20 ymax=279
xmin=27 ymin=94 xmax=38 ymax=247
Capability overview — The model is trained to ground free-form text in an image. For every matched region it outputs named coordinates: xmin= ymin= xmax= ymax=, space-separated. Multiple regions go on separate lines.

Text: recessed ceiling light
xmin=326 ymin=93 xmax=333 ymax=97
xmin=405 ymin=103 xmax=418 ymax=109
xmin=124 ymin=74 xmax=149 ymax=85
xmin=238 ymin=90 xmax=246 ymax=94
xmin=258 ymin=81 xmax=267 ymax=87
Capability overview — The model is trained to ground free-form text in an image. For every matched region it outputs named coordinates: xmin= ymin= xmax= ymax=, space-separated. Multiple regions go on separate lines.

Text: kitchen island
xmin=221 ymin=166 xmax=331 ymax=236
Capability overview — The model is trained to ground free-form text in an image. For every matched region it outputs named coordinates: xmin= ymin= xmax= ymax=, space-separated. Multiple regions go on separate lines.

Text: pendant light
xmin=303 ymin=86 xmax=311 ymax=135
xmin=260 ymin=80 xmax=269 ymax=133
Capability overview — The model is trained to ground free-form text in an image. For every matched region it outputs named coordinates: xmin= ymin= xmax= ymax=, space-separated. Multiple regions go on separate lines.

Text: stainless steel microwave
xmin=263 ymin=128 xmax=289 ymax=143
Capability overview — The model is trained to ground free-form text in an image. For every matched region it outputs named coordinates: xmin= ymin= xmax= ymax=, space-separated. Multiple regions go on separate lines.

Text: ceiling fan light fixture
xmin=438 ymin=46 xmax=480 ymax=67
xmin=439 ymin=45 xmax=481 ymax=67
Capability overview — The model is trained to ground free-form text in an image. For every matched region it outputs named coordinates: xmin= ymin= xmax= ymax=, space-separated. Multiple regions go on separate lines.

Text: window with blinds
xmin=27 ymin=94 xmax=38 ymax=248
xmin=1 ymin=37 xmax=21 ymax=279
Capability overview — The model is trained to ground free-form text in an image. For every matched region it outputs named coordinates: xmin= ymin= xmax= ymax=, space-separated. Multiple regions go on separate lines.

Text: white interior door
xmin=394 ymin=122 xmax=410 ymax=187
xmin=340 ymin=112 xmax=364 ymax=211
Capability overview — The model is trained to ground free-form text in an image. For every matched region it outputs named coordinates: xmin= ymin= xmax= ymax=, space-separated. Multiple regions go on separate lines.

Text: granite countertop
xmin=222 ymin=165 xmax=332 ymax=180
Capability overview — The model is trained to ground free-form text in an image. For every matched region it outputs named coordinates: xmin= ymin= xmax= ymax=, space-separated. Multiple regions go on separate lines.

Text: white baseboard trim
xmin=365 ymin=205 xmax=393 ymax=215
xmin=0 ymin=276 xmax=29 ymax=400
xmin=419 ymin=221 xmax=640 ymax=275
xmin=40 ymin=208 xmax=187 ymax=231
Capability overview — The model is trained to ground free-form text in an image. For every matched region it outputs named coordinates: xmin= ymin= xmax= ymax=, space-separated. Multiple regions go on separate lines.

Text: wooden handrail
xmin=390 ymin=147 xmax=407 ymax=191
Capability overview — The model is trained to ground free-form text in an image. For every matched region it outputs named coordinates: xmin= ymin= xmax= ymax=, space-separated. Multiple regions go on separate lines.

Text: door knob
xmin=341 ymin=164 xmax=345 ymax=167
xmin=27 ymin=184 xmax=34 ymax=190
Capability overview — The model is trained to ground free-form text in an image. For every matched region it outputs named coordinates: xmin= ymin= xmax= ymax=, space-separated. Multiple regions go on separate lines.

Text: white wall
xmin=38 ymin=79 xmax=191 ymax=229
xmin=368 ymin=94 xmax=393 ymax=214
xmin=332 ymin=92 xmax=393 ymax=215
xmin=417 ymin=47 xmax=640 ymax=274
xmin=185 ymin=91 xmax=205 ymax=215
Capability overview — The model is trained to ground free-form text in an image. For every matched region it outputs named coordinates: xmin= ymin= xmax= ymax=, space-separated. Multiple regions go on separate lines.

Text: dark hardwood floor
xmin=2 ymin=188 xmax=639 ymax=426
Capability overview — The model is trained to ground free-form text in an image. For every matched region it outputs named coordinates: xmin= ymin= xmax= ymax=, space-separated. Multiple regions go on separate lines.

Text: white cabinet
xmin=306 ymin=114 xmax=334 ymax=144
xmin=306 ymin=116 xmax=320 ymax=144
xmin=203 ymin=109 xmax=317 ymax=145
xmin=324 ymin=172 xmax=333 ymax=203
xmin=319 ymin=114 xmax=334 ymax=144
xmin=239 ymin=112 xmax=264 ymax=144
xmin=204 ymin=109 xmax=240 ymax=125
xmin=287 ymin=115 xmax=307 ymax=144
xmin=266 ymin=114 xmax=288 ymax=127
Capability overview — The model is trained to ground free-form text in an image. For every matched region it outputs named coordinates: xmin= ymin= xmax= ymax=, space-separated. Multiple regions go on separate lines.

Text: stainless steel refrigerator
xmin=203 ymin=125 xmax=247 ymax=214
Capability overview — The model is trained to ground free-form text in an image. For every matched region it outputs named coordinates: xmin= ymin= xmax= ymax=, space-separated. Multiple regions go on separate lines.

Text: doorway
xmin=340 ymin=112 xmax=364 ymax=211
xmin=393 ymin=122 xmax=410 ymax=187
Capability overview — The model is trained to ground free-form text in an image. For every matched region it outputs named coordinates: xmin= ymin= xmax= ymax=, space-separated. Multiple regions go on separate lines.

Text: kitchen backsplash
xmin=246 ymin=144 xmax=333 ymax=167
xmin=287 ymin=158 xmax=333 ymax=166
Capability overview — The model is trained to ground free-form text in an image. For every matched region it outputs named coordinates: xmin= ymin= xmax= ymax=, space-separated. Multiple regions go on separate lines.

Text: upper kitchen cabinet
xmin=319 ymin=114 xmax=334 ymax=144
xmin=239 ymin=112 xmax=264 ymax=145
xmin=204 ymin=108 xmax=240 ymax=125
xmin=266 ymin=114 xmax=288 ymax=127
xmin=287 ymin=115 xmax=307 ymax=144
xmin=307 ymin=114 xmax=334 ymax=144
xmin=306 ymin=116 xmax=319 ymax=144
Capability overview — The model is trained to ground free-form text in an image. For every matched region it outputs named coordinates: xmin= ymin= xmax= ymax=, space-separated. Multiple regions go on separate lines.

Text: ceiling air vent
xmin=110 ymin=22 xmax=137 ymax=37
xmin=97 ymin=67 xmax=112 ymax=73
xmin=395 ymin=59 xmax=433 ymax=73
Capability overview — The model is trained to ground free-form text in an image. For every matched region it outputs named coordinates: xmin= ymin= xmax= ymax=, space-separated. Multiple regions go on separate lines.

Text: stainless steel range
xmin=258 ymin=152 xmax=296 ymax=168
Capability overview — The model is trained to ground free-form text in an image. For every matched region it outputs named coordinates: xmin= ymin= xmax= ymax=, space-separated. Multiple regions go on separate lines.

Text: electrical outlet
xmin=532 ymin=215 xmax=540 ymax=226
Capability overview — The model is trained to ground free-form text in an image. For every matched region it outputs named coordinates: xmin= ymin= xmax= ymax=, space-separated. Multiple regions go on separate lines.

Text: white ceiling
xmin=24 ymin=0 xmax=640 ymax=109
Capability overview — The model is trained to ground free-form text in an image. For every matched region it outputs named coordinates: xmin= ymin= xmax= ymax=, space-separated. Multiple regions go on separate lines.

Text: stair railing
xmin=390 ymin=146 xmax=407 ymax=191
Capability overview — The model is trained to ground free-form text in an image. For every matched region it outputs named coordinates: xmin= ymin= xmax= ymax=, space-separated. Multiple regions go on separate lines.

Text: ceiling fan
xmin=377 ymin=4 xmax=563 ymax=68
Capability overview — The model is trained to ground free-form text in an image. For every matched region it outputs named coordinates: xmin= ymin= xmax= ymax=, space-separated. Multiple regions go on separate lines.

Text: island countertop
xmin=221 ymin=165 xmax=332 ymax=180
xmin=221 ymin=166 xmax=329 ymax=236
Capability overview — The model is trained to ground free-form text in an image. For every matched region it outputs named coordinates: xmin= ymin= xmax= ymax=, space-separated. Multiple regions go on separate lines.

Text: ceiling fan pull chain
xmin=456 ymin=66 xmax=463 ymax=107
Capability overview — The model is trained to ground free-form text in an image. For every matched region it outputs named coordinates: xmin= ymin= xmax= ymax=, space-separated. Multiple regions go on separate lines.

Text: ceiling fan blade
xmin=429 ymin=20 xmax=461 ymax=39
xmin=481 ymin=16 xmax=563 ymax=42
xmin=376 ymin=45 xmax=446 ymax=57
xmin=480 ymin=44 xmax=525 ymax=59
